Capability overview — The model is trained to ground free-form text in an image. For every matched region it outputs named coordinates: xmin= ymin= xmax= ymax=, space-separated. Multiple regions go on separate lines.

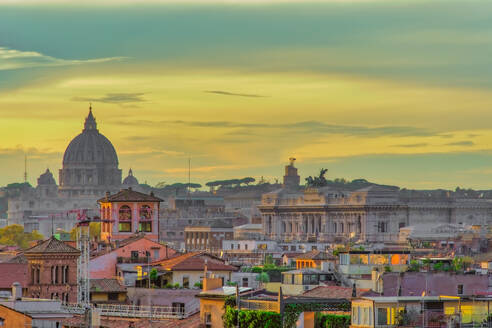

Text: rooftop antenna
xmin=24 ymin=154 xmax=27 ymax=183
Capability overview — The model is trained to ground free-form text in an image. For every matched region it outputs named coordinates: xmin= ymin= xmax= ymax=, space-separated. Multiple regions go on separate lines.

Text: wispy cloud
xmin=0 ymin=47 xmax=124 ymax=71
xmin=72 ymin=93 xmax=146 ymax=107
xmin=392 ymin=143 xmax=429 ymax=148
xmin=113 ymin=119 xmax=435 ymax=138
xmin=205 ymin=90 xmax=267 ymax=98
xmin=445 ymin=141 xmax=475 ymax=147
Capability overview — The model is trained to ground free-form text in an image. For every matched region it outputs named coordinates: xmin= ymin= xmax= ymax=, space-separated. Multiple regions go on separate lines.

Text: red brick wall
xmin=26 ymin=255 xmax=79 ymax=303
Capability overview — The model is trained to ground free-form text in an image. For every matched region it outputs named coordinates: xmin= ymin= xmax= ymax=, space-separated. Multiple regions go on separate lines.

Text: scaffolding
xmin=77 ymin=222 xmax=90 ymax=306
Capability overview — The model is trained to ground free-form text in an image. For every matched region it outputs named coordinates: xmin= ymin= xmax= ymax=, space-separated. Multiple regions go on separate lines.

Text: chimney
xmin=11 ymin=282 xmax=22 ymax=301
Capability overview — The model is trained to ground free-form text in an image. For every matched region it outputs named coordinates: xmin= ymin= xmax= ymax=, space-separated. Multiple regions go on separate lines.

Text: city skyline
xmin=2 ymin=0 xmax=492 ymax=189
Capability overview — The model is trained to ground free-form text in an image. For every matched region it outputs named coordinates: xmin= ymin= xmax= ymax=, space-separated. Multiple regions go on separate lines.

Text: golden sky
xmin=1 ymin=0 xmax=492 ymax=189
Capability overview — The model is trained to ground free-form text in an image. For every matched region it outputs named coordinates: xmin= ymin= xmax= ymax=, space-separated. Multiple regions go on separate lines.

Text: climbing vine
xmin=223 ymin=307 xmax=282 ymax=328
xmin=223 ymin=301 xmax=350 ymax=328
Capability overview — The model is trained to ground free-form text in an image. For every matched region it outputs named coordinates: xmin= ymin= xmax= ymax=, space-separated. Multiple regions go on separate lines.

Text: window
xmin=242 ymin=277 xmax=248 ymax=287
xmin=377 ymin=308 xmax=388 ymax=325
xmin=231 ymin=244 xmax=234 ymax=250
xmin=131 ymin=251 xmax=139 ymax=259
xmin=183 ymin=276 xmax=189 ymax=288
xmin=205 ymin=312 xmax=212 ymax=328
xmin=119 ymin=205 xmax=132 ymax=232
xmin=245 ymin=244 xmax=248 ymax=250
xmin=172 ymin=302 xmax=185 ymax=315
xmin=109 ymin=293 xmax=119 ymax=301
xmin=153 ymin=250 xmax=159 ymax=260
xmin=290 ymin=246 xmax=296 ymax=251
xmin=139 ymin=205 xmax=152 ymax=220
xmin=311 ymin=246 xmax=317 ymax=250
xmin=457 ymin=284 xmax=464 ymax=295
xmin=378 ymin=221 xmax=388 ymax=233
xmin=139 ymin=221 xmax=152 ymax=232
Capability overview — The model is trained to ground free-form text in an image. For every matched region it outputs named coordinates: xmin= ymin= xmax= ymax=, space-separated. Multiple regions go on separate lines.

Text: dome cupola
xmin=59 ymin=106 xmax=122 ymax=197
xmin=123 ymin=168 xmax=139 ymax=186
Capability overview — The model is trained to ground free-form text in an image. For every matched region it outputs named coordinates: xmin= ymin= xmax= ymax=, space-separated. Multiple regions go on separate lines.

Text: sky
xmin=1 ymin=0 xmax=492 ymax=189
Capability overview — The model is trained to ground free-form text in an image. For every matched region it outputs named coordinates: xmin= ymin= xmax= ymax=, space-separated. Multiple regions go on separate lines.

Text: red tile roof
xmin=154 ymin=252 xmax=237 ymax=272
xmin=296 ymin=250 xmax=336 ymax=261
xmin=282 ymin=252 xmax=304 ymax=258
xmin=90 ymin=278 xmax=127 ymax=293
xmin=98 ymin=188 xmax=163 ymax=203
xmin=24 ymin=237 xmax=80 ymax=254
xmin=0 ymin=263 xmax=28 ymax=289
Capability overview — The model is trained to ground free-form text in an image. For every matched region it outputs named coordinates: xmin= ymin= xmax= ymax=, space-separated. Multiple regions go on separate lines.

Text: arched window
xmin=139 ymin=205 xmax=152 ymax=220
xmin=118 ymin=205 xmax=132 ymax=232
xmin=139 ymin=205 xmax=152 ymax=233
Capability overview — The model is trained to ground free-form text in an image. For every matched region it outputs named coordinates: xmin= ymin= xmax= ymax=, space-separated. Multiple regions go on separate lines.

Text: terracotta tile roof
xmin=7 ymin=254 xmax=27 ymax=264
xmin=24 ymin=237 xmax=80 ymax=254
xmin=154 ymin=252 xmax=237 ymax=272
xmin=282 ymin=252 xmax=304 ymax=258
xmin=98 ymin=188 xmax=163 ymax=203
xmin=0 ymin=263 xmax=28 ymax=288
xmin=302 ymin=286 xmax=368 ymax=299
xmin=90 ymin=278 xmax=127 ymax=293
xmin=295 ymin=250 xmax=336 ymax=261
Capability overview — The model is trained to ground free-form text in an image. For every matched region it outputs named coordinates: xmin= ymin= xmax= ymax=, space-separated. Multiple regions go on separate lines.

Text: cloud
xmin=204 ymin=90 xmax=267 ymax=98
xmin=163 ymin=164 xmax=245 ymax=174
xmin=392 ymin=143 xmax=429 ymax=148
xmin=445 ymin=141 xmax=475 ymax=147
xmin=112 ymin=119 xmax=435 ymax=138
xmin=72 ymin=93 xmax=146 ymax=106
xmin=0 ymin=46 xmax=124 ymax=71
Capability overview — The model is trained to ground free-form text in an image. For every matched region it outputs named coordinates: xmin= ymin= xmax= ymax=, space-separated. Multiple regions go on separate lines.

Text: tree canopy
xmin=70 ymin=222 xmax=101 ymax=241
xmin=206 ymin=177 xmax=256 ymax=188
xmin=0 ymin=224 xmax=44 ymax=249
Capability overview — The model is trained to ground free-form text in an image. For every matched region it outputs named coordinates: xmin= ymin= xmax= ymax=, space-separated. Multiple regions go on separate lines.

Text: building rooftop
xmin=98 ymin=188 xmax=163 ymax=203
xmin=90 ymin=278 xmax=126 ymax=293
xmin=24 ymin=237 xmax=80 ymax=254
xmin=198 ymin=286 xmax=252 ymax=297
xmin=154 ymin=252 xmax=237 ymax=272
xmin=296 ymin=250 xmax=336 ymax=261
xmin=233 ymin=224 xmax=262 ymax=230
xmin=302 ymin=286 xmax=370 ymax=299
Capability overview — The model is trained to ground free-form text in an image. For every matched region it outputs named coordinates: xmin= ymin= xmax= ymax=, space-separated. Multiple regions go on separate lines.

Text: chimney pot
xmin=12 ymin=282 xmax=22 ymax=301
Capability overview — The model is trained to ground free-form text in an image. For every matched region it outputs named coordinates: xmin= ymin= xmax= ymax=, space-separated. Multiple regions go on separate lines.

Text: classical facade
xmin=259 ymin=163 xmax=492 ymax=243
xmin=24 ymin=237 xmax=80 ymax=303
xmin=98 ymin=188 xmax=162 ymax=242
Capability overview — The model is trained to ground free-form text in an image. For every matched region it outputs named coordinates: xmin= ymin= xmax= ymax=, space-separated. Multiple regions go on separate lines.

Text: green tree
xmin=70 ymin=222 xmax=101 ymax=241
xmin=0 ymin=224 xmax=44 ymax=249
